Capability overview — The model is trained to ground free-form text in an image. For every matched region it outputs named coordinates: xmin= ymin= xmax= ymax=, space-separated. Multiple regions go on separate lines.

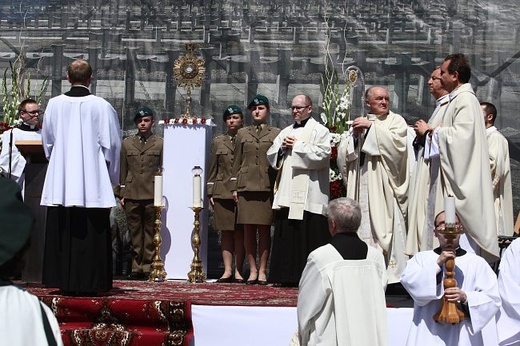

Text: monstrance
xmin=173 ymin=42 xmax=205 ymax=118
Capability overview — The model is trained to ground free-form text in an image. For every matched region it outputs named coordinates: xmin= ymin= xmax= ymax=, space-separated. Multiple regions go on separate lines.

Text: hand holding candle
xmin=154 ymin=175 xmax=163 ymax=207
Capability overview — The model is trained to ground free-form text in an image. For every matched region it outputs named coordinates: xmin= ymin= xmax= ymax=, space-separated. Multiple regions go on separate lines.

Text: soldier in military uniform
xmin=231 ymin=95 xmax=280 ymax=285
xmin=119 ymin=106 xmax=163 ymax=280
xmin=207 ymin=105 xmax=245 ymax=283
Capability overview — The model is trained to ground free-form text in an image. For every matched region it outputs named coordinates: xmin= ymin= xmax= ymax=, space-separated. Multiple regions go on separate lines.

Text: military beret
xmin=222 ymin=105 xmax=243 ymax=121
xmin=134 ymin=106 xmax=154 ymax=122
xmin=247 ymin=94 xmax=269 ymax=110
xmin=0 ymin=179 xmax=33 ymax=267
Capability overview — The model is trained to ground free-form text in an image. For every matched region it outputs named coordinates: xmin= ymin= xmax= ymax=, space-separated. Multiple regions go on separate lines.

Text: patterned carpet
xmin=19 ymin=280 xmax=298 ymax=346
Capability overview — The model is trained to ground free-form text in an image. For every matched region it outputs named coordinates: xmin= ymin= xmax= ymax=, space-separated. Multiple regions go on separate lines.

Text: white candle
xmin=193 ymin=174 xmax=201 ymax=208
xmin=444 ymin=196 xmax=456 ymax=225
xmin=154 ymin=175 xmax=163 ymax=207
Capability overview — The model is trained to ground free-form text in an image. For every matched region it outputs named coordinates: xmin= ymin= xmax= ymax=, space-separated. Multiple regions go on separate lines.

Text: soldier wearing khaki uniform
xmin=207 ymin=105 xmax=245 ymax=283
xmin=232 ymin=95 xmax=280 ymax=285
xmin=119 ymin=107 xmax=163 ymax=280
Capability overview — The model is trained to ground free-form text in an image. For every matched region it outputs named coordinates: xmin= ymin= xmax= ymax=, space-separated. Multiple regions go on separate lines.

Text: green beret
xmin=134 ymin=106 xmax=154 ymax=122
xmin=247 ymin=94 xmax=269 ymax=110
xmin=0 ymin=179 xmax=33 ymax=267
xmin=222 ymin=105 xmax=243 ymax=121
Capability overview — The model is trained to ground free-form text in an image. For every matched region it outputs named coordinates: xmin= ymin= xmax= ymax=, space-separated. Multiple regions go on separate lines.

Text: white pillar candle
xmin=444 ymin=196 xmax=456 ymax=225
xmin=154 ymin=175 xmax=163 ymax=207
xmin=193 ymin=174 xmax=201 ymax=208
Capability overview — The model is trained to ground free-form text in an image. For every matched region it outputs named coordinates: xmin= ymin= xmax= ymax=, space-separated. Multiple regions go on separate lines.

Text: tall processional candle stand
xmin=433 ymin=196 xmax=465 ymax=324
xmin=187 ymin=166 xmax=206 ymax=283
xmin=149 ymin=172 xmax=167 ymax=282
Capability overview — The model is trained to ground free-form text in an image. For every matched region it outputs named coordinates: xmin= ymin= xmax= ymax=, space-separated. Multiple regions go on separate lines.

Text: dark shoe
xmin=257 ymin=279 xmax=268 ymax=285
xmin=128 ymin=272 xmax=146 ymax=280
xmin=216 ymin=276 xmax=233 ymax=283
xmin=245 ymin=279 xmax=257 ymax=285
xmin=233 ymin=278 xmax=246 ymax=284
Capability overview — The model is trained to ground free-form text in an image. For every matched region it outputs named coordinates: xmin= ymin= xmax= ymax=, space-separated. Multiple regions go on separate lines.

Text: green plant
xmin=1 ymin=54 xmax=47 ymax=126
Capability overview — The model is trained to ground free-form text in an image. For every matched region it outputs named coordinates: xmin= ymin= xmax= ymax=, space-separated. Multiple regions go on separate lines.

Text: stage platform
xmin=21 ymin=279 xmax=415 ymax=346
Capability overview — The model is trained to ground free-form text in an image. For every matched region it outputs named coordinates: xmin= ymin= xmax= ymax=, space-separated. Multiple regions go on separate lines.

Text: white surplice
xmin=0 ymin=285 xmax=63 ymax=346
xmin=267 ymin=117 xmax=330 ymax=218
xmin=486 ymin=126 xmax=514 ymax=236
xmin=497 ymin=238 xmax=520 ymax=345
xmin=401 ymin=250 xmax=501 ymax=346
xmin=0 ymin=127 xmax=42 ymax=187
xmin=338 ymin=111 xmax=409 ymax=283
xmin=297 ymin=244 xmax=387 ymax=346
xmin=41 ymin=94 xmax=121 ymax=208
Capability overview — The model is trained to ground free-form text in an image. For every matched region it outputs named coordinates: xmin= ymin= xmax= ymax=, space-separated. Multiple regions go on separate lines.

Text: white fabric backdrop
xmin=162 ymin=123 xmax=213 ymax=279
xmin=191 ymin=305 xmax=414 ymax=346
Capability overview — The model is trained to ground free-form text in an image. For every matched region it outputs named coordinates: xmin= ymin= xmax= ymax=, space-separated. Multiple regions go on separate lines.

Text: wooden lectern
xmin=16 ymin=140 xmax=48 ymax=283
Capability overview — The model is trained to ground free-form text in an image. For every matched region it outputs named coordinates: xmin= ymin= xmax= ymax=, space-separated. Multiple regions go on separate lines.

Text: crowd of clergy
xmin=1 ymin=53 xmax=520 ymax=345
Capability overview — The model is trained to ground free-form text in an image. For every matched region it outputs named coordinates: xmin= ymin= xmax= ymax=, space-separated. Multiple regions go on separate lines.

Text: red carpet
xmin=19 ymin=280 xmax=298 ymax=346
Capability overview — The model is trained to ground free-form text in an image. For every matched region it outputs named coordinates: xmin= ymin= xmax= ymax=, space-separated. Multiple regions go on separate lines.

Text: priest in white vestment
xmin=407 ymin=67 xmax=449 ymax=253
xmin=41 ymin=60 xmax=121 ymax=295
xmin=0 ymin=179 xmax=63 ymax=346
xmin=297 ymin=197 xmax=388 ymax=346
xmin=401 ymin=211 xmax=501 ymax=346
xmin=406 ymin=53 xmax=499 ymax=261
xmin=338 ymin=86 xmax=408 ymax=284
xmin=481 ymin=102 xmax=514 ymax=236
xmin=497 ymin=237 xmax=520 ymax=345
xmin=267 ymin=95 xmax=331 ymax=286
xmin=0 ymin=99 xmax=42 ymax=189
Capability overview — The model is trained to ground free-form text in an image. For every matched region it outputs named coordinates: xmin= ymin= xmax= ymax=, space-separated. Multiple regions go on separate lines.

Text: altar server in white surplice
xmin=406 ymin=53 xmax=499 ymax=262
xmin=407 ymin=67 xmax=449 ymax=254
xmin=41 ymin=59 xmax=121 ymax=295
xmin=401 ymin=211 xmax=501 ymax=346
xmin=338 ymin=86 xmax=408 ymax=284
xmin=481 ymin=102 xmax=514 ymax=236
xmin=0 ymin=99 xmax=42 ymax=189
xmin=497 ymin=238 xmax=520 ymax=345
xmin=297 ymin=197 xmax=387 ymax=346
xmin=267 ymin=94 xmax=331 ymax=287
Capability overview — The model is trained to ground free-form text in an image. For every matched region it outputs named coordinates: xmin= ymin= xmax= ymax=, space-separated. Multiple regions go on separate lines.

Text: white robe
xmin=41 ymin=94 xmax=121 ymax=208
xmin=338 ymin=111 xmax=409 ymax=283
xmin=486 ymin=126 xmax=514 ymax=236
xmin=401 ymin=250 xmax=501 ymax=346
xmin=297 ymin=244 xmax=387 ymax=346
xmin=0 ymin=285 xmax=63 ymax=346
xmin=497 ymin=238 xmax=520 ymax=345
xmin=267 ymin=117 xmax=330 ymax=218
xmin=0 ymin=127 xmax=42 ymax=187
xmin=416 ymin=84 xmax=498 ymax=261
xmin=407 ymin=95 xmax=450 ymax=254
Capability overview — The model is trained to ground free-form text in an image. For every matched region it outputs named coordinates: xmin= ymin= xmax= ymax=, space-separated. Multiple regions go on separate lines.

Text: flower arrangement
xmin=320 ymin=65 xmax=358 ymax=200
xmin=162 ymin=116 xmax=212 ymax=126
xmin=329 ymin=132 xmax=346 ymax=199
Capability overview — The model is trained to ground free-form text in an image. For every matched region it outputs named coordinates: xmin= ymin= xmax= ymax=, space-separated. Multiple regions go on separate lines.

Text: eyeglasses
xmin=21 ymin=110 xmax=40 ymax=116
xmin=434 ymin=225 xmax=464 ymax=232
xmin=290 ymin=105 xmax=309 ymax=111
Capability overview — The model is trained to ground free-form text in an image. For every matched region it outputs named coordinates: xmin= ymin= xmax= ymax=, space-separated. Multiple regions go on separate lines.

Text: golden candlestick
xmin=149 ymin=206 xmax=167 ymax=282
xmin=187 ymin=206 xmax=206 ymax=283
xmin=433 ymin=224 xmax=465 ymax=324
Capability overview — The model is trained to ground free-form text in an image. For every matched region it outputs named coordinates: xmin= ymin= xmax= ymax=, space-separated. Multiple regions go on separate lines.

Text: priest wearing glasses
xmin=0 ymin=98 xmax=42 ymax=189
xmin=267 ymin=94 xmax=331 ymax=287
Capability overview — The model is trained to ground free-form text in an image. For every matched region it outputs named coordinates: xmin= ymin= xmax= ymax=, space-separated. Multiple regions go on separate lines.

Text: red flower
xmin=201 ymin=118 xmax=206 ymax=124
xmin=174 ymin=118 xmax=179 ymax=124
xmin=330 ymin=146 xmax=338 ymax=161
xmin=163 ymin=118 xmax=170 ymax=124
xmin=182 ymin=118 xmax=188 ymax=125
